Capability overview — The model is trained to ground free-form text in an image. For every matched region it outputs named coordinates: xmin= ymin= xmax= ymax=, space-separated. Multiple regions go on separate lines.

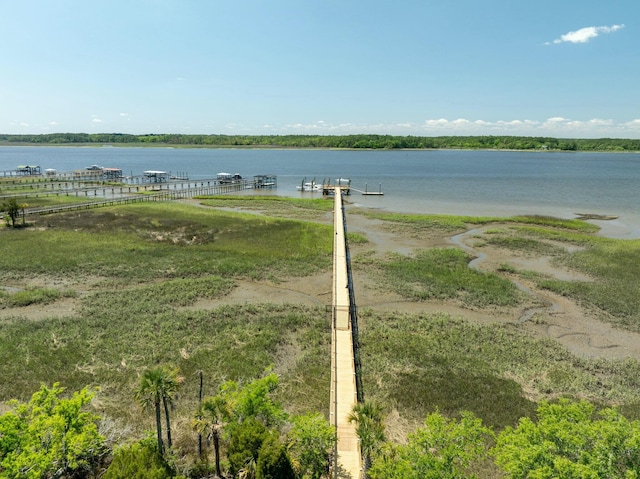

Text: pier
xmin=322 ymin=179 xmax=383 ymax=196
xmin=330 ymin=186 xmax=364 ymax=479
xmin=2 ymin=175 xmax=276 ymax=218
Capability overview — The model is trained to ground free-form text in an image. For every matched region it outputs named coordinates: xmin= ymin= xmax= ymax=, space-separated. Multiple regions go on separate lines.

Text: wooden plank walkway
xmin=16 ymin=182 xmax=250 ymax=218
xmin=330 ymin=186 xmax=362 ymax=479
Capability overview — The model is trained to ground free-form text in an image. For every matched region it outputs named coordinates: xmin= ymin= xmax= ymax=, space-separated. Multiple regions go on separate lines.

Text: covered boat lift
xmin=16 ymin=165 xmax=41 ymax=175
xmin=143 ymin=170 xmax=169 ymax=183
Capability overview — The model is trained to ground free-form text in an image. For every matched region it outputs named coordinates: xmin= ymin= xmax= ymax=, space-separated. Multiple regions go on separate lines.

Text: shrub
xmin=256 ymin=432 xmax=296 ymax=479
xmin=103 ymin=438 xmax=173 ymax=479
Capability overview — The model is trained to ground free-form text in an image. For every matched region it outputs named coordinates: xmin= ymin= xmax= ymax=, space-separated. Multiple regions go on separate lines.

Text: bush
xmin=227 ymin=418 xmax=269 ymax=477
xmin=103 ymin=438 xmax=173 ymax=479
xmin=0 ymin=384 xmax=107 ymax=479
xmin=257 ymin=432 xmax=296 ymax=479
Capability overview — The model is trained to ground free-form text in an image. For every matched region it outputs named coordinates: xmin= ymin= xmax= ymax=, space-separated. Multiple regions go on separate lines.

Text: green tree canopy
xmin=369 ymin=410 xmax=491 ymax=479
xmin=227 ymin=417 xmax=268 ymax=478
xmin=0 ymin=383 xmax=106 ymax=479
xmin=3 ymin=133 xmax=640 ymax=152
xmin=194 ymin=370 xmax=288 ymax=478
xmin=288 ymin=413 xmax=336 ymax=479
xmin=493 ymin=399 xmax=640 ymax=479
xmin=256 ymin=432 xmax=296 ymax=479
xmin=220 ymin=371 xmax=287 ymax=429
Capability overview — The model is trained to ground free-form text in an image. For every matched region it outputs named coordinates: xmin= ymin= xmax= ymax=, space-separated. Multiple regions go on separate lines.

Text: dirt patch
xmin=0 ymin=297 xmax=80 ymax=323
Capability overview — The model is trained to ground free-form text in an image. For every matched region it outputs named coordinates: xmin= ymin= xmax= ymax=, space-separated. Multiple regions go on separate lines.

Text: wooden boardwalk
xmin=14 ymin=182 xmax=251 ymax=218
xmin=330 ymin=187 xmax=362 ymax=479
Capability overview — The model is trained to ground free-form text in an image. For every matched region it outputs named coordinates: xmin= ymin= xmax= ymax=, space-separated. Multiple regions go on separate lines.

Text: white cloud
xmin=264 ymin=117 xmax=640 ymax=138
xmin=92 ymin=118 xmax=102 ymax=123
xmin=549 ymin=24 xmax=624 ymax=45
xmin=587 ymin=118 xmax=614 ymax=126
xmin=120 ymin=113 xmax=128 ymax=117
xmin=424 ymin=119 xmax=449 ymax=127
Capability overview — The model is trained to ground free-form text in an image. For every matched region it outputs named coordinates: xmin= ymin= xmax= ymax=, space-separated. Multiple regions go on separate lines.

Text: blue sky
xmin=1 ymin=0 xmax=638 ymax=138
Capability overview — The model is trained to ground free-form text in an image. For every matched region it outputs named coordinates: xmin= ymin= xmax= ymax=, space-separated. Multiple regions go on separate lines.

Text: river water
xmin=1 ymin=146 xmax=639 ymax=238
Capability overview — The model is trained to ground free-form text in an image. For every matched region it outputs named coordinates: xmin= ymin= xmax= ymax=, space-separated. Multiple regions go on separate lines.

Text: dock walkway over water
xmin=7 ymin=179 xmax=264 ymax=218
xmin=329 ymin=186 xmax=363 ymax=479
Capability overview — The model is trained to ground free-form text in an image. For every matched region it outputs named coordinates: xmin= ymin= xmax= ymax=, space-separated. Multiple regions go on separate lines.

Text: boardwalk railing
xmin=19 ymin=182 xmax=250 ymax=217
xmin=1 ymin=179 xmax=256 ymax=202
xmin=342 ymin=199 xmax=364 ymax=404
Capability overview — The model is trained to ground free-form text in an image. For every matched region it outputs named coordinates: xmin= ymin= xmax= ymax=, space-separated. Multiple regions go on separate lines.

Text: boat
xmin=296 ymin=178 xmax=322 ymax=192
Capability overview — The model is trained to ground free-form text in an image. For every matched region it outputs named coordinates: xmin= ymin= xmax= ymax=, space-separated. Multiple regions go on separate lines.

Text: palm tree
xmin=136 ymin=365 xmax=182 ymax=455
xmin=348 ymin=401 xmax=386 ymax=479
xmin=193 ymin=395 xmax=230 ymax=478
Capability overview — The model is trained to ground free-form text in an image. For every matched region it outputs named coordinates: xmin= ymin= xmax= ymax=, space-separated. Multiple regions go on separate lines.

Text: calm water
xmin=2 ymin=146 xmax=639 ymax=238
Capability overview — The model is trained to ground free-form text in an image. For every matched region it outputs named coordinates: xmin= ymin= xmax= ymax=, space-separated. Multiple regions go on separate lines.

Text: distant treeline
xmin=1 ymin=133 xmax=640 ymax=151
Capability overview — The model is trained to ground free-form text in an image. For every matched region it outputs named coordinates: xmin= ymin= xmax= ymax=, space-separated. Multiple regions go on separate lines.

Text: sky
xmin=1 ymin=0 xmax=638 ymax=138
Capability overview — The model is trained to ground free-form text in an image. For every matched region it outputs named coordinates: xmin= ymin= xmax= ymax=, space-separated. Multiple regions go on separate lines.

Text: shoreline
xmin=1 ymin=143 xmax=639 ymax=154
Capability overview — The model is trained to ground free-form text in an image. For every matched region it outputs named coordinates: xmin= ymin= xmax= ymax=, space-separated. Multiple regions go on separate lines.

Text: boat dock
xmin=351 ymin=183 xmax=384 ymax=196
xmin=321 ymin=178 xmax=383 ymax=196
xmin=0 ymin=173 xmax=278 ymax=215
xmin=11 ymin=180 xmax=264 ymax=218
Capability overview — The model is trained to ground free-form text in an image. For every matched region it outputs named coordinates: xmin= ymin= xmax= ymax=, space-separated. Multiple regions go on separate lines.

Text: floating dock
xmin=352 ymin=182 xmax=384 ymax=196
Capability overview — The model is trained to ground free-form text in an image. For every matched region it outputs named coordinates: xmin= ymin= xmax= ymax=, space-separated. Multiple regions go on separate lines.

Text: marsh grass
xmin=346 ymin=231 xmax=368 ymax=244
xmin=360 ymin=311 xmax=640 ymax=428
xmin=539 ymin=278 xmax=640 ymax=331
xmin=197 ymin=195 xmax=333 ymax=221
xmin=483 ymin=236 xmax=566 ymax=255
xmin=0 ymin=200 xmax=338 ymax=434
xmin=0 ymin=202 xmax=333 ymax=281
xmin=0 ymin=300 xmax=331 ymax=434
xmin=0 ymin=287 xmax=76 ymax=308
xmin=380 ymin=248 xmax=521 ymax=307
xmin=2 ymin=198 xmax=640 ymax=447
xmin=355 ymin=211 xmax=599 ymax=233
xmin=512 ymin=225 xmax=603 ymax=245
